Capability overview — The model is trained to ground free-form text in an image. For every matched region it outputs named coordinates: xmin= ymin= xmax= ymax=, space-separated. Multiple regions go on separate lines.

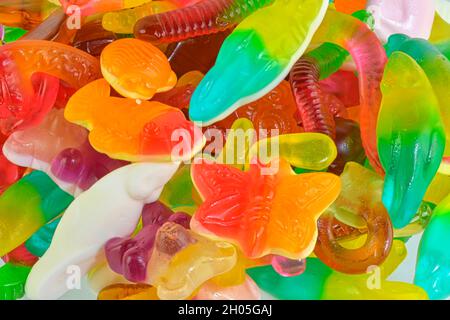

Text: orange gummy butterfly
xmin=191 ymin=158 xmax=341 ymax=259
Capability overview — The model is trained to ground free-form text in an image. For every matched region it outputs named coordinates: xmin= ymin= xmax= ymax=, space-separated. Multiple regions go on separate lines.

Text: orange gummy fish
xmin=65 ymin=79 xmax=204 ymax=162
xmin=101 ymin=38 xmax=177 ymax=100
xmin=190 ymin=158 xmax=341 ymax=259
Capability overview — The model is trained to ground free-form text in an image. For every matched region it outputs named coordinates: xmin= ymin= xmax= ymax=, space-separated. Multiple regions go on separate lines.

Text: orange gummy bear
xmin=65 ymin=79 xmax=204 ymax=162
xmin=191 ymin=158 xmax=341 ymax=259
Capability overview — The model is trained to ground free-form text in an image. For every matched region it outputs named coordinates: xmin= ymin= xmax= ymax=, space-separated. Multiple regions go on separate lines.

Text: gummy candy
xmin=65 ymin=79 xmax=204 ymax=163
xmin=415 ymin=193 xmax=450 ymax=300
xmin=98 ymin=283 xmax=159 ymax=300
xmin=100 ymin=38 xmax=177 ymax=100
xmin=105 ymin=201 xmax=191 ymax=283
xmin=134 ymin=0 xmax=274 ymax=44
xmin=0 ymin=170 xmax=73 ymax=257
xmin=2 ymin=243 xmax=38 ymax=267
xmin=377 ymin=52 xmax=445 ymax=228
xmin=248 ymin=240 xmax=428 ymax=300
xmin=209 ymin=81 xmax=302 ymax=140
xmin=3 ymin=109 xmax=126 ymax=196
xmin=191 ymin=158 xmax=341 ymax=259
xmin=334 ymin=0 xmax=367 ymax=14
xmin=146 ymin=222 xmax=237 ymax=300
xmin=25 ymin=218 xmax=61 ymax=257
xmin=58 ymin=0 xmax=152 ymax=17
xmin=366 ymin=0 xmax=435 ymax=42
xmin=165 ymin=30 xmax=231 ymax=77
xmin=0 ymin=1 xmax=45 ymax=30
xmin=328 ymin=118 xmax=366 ymax=175
xmin=0 ymin=40 xmax=100 ymax=134
xmin=311 ymin=8 xmax=387 ymax=174
xmin=20 ymin=8 xmax=66 ymax=41
xmin=385 ymin=34 xmax=450 ymax=170
xmin=73 ymin=19 xmax=117 ymax=57
xmin=195 ymin=276 xmax=261 ymax=300
xmin=314 ymin=162 xmax=393 ymax=274
xmin=102 ymin=1 xmax=177 ymax=34
xmin=189 ymin=0 xmax=328 ymax=126
xmin=25 ymin=162 xmax=180 ymax=299
xmin=0 ymin=263 xmax=32 ymax=300
xmin=247 ymin=133 xmax=337 ymax=171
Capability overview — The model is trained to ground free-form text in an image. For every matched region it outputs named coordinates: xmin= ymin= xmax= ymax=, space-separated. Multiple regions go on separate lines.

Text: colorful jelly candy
xmin=24 ymin=218 xmax=61 ymax=257
xmin=0 ymin=134 xmax=24 ymax=194
xmin=146 ymin=222 xmax=237 ymax=300
xmin=195 ymin=276 xmax=261 ymax=300
xmin=165 ymin=30 xmax=231 ymax=77
xmin=0 ymin=263 xmax=32 ymax=300
xmin=334 ymin=0 xmax=367 ymax=14
xmin=385 ymin=34 xmax=450 ymax=170
xmin=189 ymin=0 xmax=328 ymax=126
xmin=134 ymin=0 xmax=274 ymax=44
xmin=246 ymin=133 xmax=337 ymax=171
xmin=366 ymin=0 xmax=435 ymax=42
xmin=98 ymin=283 xmax=159 ymax=300
xmin=377 ymin=52 xmax=445 ymax=228
xmin=2 ymin=243 xmax=38 ymax=267
xmin=271 ymin=256 xmax=306 ymax=277
xmin=0 ymin=1 xmax=45 ymax=30
xmin=311 ymin=8 xmax=387 ymax=174
xmin=0 ymin=170 xmax=73 ymax=257
xmin=415 ymin=193 xmax=450 ymax=300
xmin=105 ymin=201 xmax=190 ymax=283
xmin=65 ymin=79 xmax=204 ymax=162
xmin=328 ymin=118 xmax=366 ymax=175
xmin=73 ymin=19 xmax=117 ymax=57
xmin=58 ymin=0 xmax=152 ymax=17
xmin=100 ymin=38 xmax=177 ymax=100
xmin=25 ymin=162 xmax=180 ymax=300
xmin=0 ymin=40 xmax=100 ymax=134
xmin=190 ymin=157 xmax=341 ymax=259
xmin=209 ymin=80 xmax=302 ymax=140
xmin=314 ymin=162 xmax=393 ymax=274
xmin=102 ymin=1 xmax=177 ymax=34
xmin=248 ymin=240 xmax=428 ymax=300
xmin=3 ymin=109 xmax=127 ymax=196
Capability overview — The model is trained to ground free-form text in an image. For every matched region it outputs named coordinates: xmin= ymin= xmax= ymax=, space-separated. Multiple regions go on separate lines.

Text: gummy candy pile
xmin=0 ymin=0 xmax=449 ymax=301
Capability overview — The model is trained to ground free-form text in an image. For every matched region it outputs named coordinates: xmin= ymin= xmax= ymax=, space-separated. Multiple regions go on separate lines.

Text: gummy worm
xmin=134 ymin=0 xmax=274 ymax=44
xmin=311 ymin=8 xmax=387 ymax=174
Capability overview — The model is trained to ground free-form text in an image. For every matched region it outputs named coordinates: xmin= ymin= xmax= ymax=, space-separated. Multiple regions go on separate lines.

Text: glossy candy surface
xmin=415 ymin=193 xmax=450 ymax=300
xmin=0 ymin=170 xmax=73 ymax=257
xmin=0 ymin=40 xmax=100 ymax=134
xmin=101 ymin=38 xmax=177 ymax=100
xmin=249 ymin=240 xmax=428 ymax=300
xmin=191 ymin=158 xmax=341 ymax=259
xmin=134 ymin=0 xmax=274 ymax=44
xmin=146 ymin=222 xmax=237 ymax=300
xmin=189 ymin=0 xmax=329 ymax=126
xmin=377 ymin=52 xmax=445 ymax=228
xmin=0 ymin=263 xmax=32 ymax=300
xmin=65 ymin=79 xmax=204 ymax=162
xmin=25 ymin=162 xmax=180 ymax=300
xmin=315 ymin=162 xmax=393 ymax=274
